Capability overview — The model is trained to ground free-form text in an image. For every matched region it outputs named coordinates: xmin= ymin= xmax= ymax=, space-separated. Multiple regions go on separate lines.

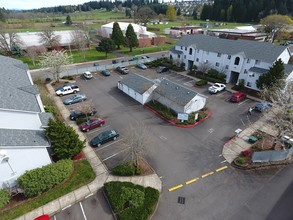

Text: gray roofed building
xmin=154 ymin=79 xmax=198 ymax=106
xmin=249 ymin=67 xmax=268 ymax=74
xmin=177 ymin=35 xmax=287 ymax=63
xmin=0 ymin=55 xmax=41 ymax=112
xmin=0 ymin=129 xmax=49 ymax=147
xmin=38 ymin=112 xmax=54 ymax=127
xmin=170 ymin=47 xmax=183 ymax=55
xmin=119 ymin=73 xmax=155 ymax=94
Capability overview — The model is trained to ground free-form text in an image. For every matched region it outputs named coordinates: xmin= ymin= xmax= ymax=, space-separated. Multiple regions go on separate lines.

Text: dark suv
xmin=157 ymin=66 xmax=169 ymax=73
xmin=69 ymin=109 xmax=97 ymax=120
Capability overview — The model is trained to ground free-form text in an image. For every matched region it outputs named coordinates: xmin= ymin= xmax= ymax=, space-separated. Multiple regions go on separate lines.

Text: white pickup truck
xmin=55 ymin=84 xmax=80 ymax=96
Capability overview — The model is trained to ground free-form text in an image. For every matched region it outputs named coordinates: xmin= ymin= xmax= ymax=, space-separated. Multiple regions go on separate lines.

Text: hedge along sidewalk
xmin=144 ymin=104 xmax=212 ymax=128
xmin=13 ymin=82 xmax=163 ymax=220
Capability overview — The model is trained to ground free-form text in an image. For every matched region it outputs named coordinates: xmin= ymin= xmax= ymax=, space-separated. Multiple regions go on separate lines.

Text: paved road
xmin=52 ymin=67 xmax=292 ymax=220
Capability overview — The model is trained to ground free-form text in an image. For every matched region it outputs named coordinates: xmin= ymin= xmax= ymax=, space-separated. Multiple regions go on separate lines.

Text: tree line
xmin=200 ymin=0 xmax=293 ymax=22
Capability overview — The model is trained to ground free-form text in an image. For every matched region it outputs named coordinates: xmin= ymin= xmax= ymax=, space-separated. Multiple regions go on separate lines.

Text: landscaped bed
xmin=112 ymin=159 xmax=154 ymax=176
xmin=0 ymin=159 xmax=95 ymax=220
xmin=104 ymin=181 xmax=159 ymax=220
xmin=145 ymin=100 xmax=209 ymax=126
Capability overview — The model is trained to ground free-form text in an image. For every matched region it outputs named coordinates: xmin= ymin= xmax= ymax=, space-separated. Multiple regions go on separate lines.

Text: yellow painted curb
xmin=201 ymin=172 xmax=214 ymax=178
xmin=186 ymin=178 xmax=199 ymax=185
xmin=216 ymin=166 xmax=228 ymax=172
xmin=168 ymin=184 xmax=183 ymax=192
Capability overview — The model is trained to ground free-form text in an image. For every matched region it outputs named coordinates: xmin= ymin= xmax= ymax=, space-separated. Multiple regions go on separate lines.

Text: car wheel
xmin=97 ymin=143 xmax=101 ymax=147
xmin=86 ymin=129 xmax=89 ymax=132
xmin=100 ymin=123 xmax=103 ymax=127
xmin=113 ymin=137 xmax=117 ymax=141
xmin=60 ymin=94 xmax=63 ymax=97
xmin=73 ymin=91 xmax=77 ymax=93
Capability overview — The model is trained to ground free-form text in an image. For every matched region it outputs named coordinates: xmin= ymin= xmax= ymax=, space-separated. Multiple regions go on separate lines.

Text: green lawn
xmin=0 ymin=159 xmax=95 ymax=220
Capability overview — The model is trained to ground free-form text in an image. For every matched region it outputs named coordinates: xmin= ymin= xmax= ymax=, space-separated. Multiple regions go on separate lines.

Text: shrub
xmin=44 ymin=105 xmax=57 ymax=115
xmin=62 ymin=76 xmax=74 ymax=80
xmin=241 ymin=150 xmax=251 ymax=157
xmin=76 ymin=118 xmax=88 ymax=125
xmin=207 ymin=69 xmax=219 ymax=78
xmin=0 ymin=189 xmax=10 ymax=209
xmin=238 ymin=79 xmax=245 ymax=89
xmin=146 ymin=100 xmax=176 ymax=120
xmin=236 ymin=157 xmax=245 ymax=165
xmin=18 ymin=159 xmax=73 ymax=197
xmin=112 ymin=163 xmax=136 ymax=176
xmin=195 ymin=79 xmax=207 ymax=86
xmin=45 ymin=78 xmax=51 ymax=82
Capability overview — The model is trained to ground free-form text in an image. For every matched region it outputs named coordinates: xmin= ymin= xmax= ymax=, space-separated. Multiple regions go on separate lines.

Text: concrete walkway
xmin=15 ymin=82 xmax=162 ymax=220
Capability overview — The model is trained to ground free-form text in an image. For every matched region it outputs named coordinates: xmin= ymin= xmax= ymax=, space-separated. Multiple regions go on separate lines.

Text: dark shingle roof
xmin=38 ymin=112 xmax=54 ymax=127
xmin=170 ymin=47 xmax=183 ymax=55
xmin=285 ymin=64 xmax=293 ymax=77
xmin=155 ymin=79 xmax=197 ymax=106
xmin=176 ymin=35 xmax=288 ymax=63
xmin=0 ymin=55 xmax=41 ymax=112
xmin=119 ymin=73 xmax=155 ymax=94
xmin=249 ymin=67 xmax=268 ymax=74
xmin=0 ymin=129 xmax=49 ymax=147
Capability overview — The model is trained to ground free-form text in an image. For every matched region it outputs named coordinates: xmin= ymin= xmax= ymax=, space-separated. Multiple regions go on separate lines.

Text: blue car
xmin=63 ymin=94 xmax=87 ymax=105
xmin=254 ymin=101 xmax=272 ymax=112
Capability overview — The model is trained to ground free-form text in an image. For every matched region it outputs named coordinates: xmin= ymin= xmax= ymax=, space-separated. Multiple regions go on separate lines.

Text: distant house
xmin=164 ymin=26 xmax=202 ymax=37
xmin=0 ymin=56 xmax=53 ymax=189
xmin=118 ymin=74 xmax=206 ymax=113
xmin=169 ymin=35 xmax=293 ymax=91
xmin=117 ymin=73 xmax=157 ymax=105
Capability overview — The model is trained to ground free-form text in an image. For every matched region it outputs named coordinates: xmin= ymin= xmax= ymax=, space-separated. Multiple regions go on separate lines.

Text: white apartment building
xmin=169 ymin=35 xmax=293 ymax=91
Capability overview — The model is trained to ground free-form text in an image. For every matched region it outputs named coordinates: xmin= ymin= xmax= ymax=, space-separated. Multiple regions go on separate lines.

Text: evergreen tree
xmin=125 ymin=24 xmax=138 ymax=52
xmin=125 ymin=8 xmax=132 ymax=18
xmin=177 ymin=7 xmax=181 ymax=16
xmin=65 ymin=15 xmax=72 ymax=25
xmin=45 ymin=119 xmax=85 ymax=160
xmin=96 ymin=38 xmax=116 ymax=57
xmin=256 ymin=59 xmax=285 ymax=90
xmin=166 ymin=5 xmax=176 ymax=21
xmin=111 ymin=22 xmax=124 ymax=49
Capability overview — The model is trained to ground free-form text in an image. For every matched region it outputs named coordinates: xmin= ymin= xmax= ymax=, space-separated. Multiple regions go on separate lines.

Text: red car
xmin=79 ymin=118 xmax=105 ymax=132
xmin=34 ymin=215 xmax=50 ymax=220
xmin=230 ymin=92 xmax=247 ymax=103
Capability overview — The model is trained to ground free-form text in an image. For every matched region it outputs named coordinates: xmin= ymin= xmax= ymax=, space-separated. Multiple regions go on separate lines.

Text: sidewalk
xmin=15 ymin=83 xmax=162 ymax=220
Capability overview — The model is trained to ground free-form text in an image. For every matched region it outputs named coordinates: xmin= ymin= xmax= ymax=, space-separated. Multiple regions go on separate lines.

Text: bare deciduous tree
xmin=77 ymin=100 xmax=96 ymax=121
xmin=198 ymin=62 xmax=210 ymax=73
xmin=26 ymin=45 xmax=47 ymax=66
xmin=38 ymin=29 xmax=60 ymax=49
xmin=70 ymin=30 xmax=90 ymax=60
xmin=124 ymin=122 xmax=150 ymax=169
xmin=135 ymin=6 xmax=157 ymax=26
xmin=39 ymin=50 xmax=71 ymax=82
xmin=0 ymin=32 xmax=22 ymax=56
xmin=261 ymin=79 xmax=293 ymax=140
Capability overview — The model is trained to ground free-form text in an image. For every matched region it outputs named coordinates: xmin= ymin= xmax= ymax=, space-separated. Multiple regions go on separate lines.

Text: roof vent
xmin=187 ymin=91 xmax=190 ymax=94
xmin=166 ymin=82 xmax=168 ymax=85
xmin=176 ymin=86 xmax=179 ymax=89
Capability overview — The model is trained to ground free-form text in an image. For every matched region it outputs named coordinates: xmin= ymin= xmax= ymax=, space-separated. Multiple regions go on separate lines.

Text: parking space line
xmin=216 ymin=166 xmax=228 ymax=172
xmin=184 ymin=80 xmax=195 ymax=85
xmin=54 ymin=216 xmax=57 ymax=220
xmin=238 ymin=99 xmax=249 ymax=105
xmin=62 ymin=204 xmax=71 ymax=211
xmin=186 ymin=178 xmax=199 ymax=185
xmin=96 ymin=138 xmax=125 ymax=151
xmin=168 ymin=184 xmax=183 ymax=192
xmin=85 ymin=193 xmax=93 ymax=199
xmin=102 ymin=147 xmax=130 ymax=161
xmin=216 ymin=91 xmax=227 ymax=97
xmin=79 ymin=202 xmax=87 ymax=220
xmin=86 ymin=125 xmax=110 ymax=135
xmin=201 ymin=172 xmax=214 ymax=178
xmin=220 ymin=160 xmax=227 ymax=163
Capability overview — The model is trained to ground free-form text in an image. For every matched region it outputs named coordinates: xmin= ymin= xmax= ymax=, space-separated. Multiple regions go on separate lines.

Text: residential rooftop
xmin=119 ymin=73 xmax=155 ymax=94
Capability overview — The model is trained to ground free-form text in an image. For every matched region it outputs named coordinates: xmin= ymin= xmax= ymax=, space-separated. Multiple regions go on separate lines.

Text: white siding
xmin=0 ymin=147 xmax=51 ymax=188
xmin=277 ymin=49 xmax=291 ymax=63
xmin=117 ymin=82 xmax=144 ymax=104
xmin=184 ymin=96 xmax=206 ymax=113
xmin=0 ymin=110 xmax=42 ymax=130
xmin=142 ymin=85 xmax=157 ymax=104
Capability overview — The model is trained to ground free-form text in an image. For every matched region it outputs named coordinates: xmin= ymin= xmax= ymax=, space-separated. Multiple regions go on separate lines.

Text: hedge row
xmin=18 ymin=159 xmax=73 ymax=197
xmin=146 ymin=100 xmax=176 ymax=120
xmin=145 ymin=58 xmax=185 ymax=72
xmin=104 ymin=181 xmax=159 ymax=220
xmin=0 ymin=189 xmax=10 ymax=209
xmin=112 ymin=163 xmax=136 ymax=176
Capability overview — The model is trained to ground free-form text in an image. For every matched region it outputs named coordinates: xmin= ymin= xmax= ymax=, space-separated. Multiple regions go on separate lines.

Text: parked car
xmin=79 ymin=118 xmax=105 ymax=132
xmin=112 ymin=60 xmax=121 ymax=64
xmin=55 ymin=84 xmax=79 ymax=96
xmin=136 ymin=63 xmax=147 ymax=70
xmin=229 ymin=92 xmax=247 ymax=103
xmin=90 ymin=129 xmax=119 ymax=147
xmin=69 ymin=109 xmax=97 ymax=120
xmin=157 ymin=66 xmax=169 ymax=73
xmin=116 ymin=66 xmax=129 ymax=74
xmin=101 ymin=69 xmax=111 ymax=76
xmin=141 ymin=55 xmax=150 ymax=59
xmin=34 ymin=215 xmax=50 ymax=220
xmin=93 ymin=63 xmax=100 ymax=66
xmin=63 ymin=94 xmax=87 ymax=105
xmin=254 ymin=101 xmax=272 ymax=112
xmin=208 ymin=83 xmax=226 ymax=94
xmin=83 ymin=71 xmax=93 ymax=80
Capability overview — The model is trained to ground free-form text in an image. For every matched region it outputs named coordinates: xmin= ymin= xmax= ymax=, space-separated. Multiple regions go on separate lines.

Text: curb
xmin=144 ymin=105 xmax=212 ymax=128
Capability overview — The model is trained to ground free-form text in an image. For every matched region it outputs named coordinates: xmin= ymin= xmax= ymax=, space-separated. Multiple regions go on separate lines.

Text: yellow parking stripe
xmin=168 ymin=184 xmax=183 ymax=192
xmin=201 ymin=172 xmax=214 ymax=178
xmin=216 ymin=166 xmax=228 ymax=172
xmin=186 ymin=178 xmax=199 ymax=185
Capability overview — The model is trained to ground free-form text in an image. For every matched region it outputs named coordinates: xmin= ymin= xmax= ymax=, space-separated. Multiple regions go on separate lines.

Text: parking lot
xmin=55 ymin=66 xmax=278 ymax=220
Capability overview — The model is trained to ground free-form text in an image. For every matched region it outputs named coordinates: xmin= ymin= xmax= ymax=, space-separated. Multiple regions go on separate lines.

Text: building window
xmin=247 ymin=82 xmax=252 ymax=87
xmin=217 ymin=53 xmax=221 ymax=57
xmin=234 ymin=57 xmax=240 ymax=65
xmin=189 ymin=48 xmax=192 ymax=55
xmin=247 ymin=59 xmax=250 ymax=63
xmin=185 ymin=47 xmax=187 ymax=51
xmin=216 ymin=62 xmax=219 ymax=67
xmin=196 ymin=58 xmax=199 ymax=62
xmin=249 ymin=73 xmax=255 ymax=77
xmin=181 ymin=46 xmax=183 ymax=50
xmin=225 ymin=65 xmax=229 ymax=69
xmin=184 ymin=55 xmax=186 ymax=59
xmin=228 ymin=55 xmax=231 ymax=60
xmin=178 ymin=54 xmax=180 ymax=59
xmin=244 ymin=69 xmax=247 ymax=74
xmin=204 ymin=60 xmax=208 ymax=64
xmin=197 ymin=49 xmax=199 ymax=53
xmin=255 ymin=60 xmax=260 ymax=65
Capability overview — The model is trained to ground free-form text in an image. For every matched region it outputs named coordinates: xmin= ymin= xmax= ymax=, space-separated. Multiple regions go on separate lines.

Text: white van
xmin=83 ymin=71 xmax=93 ymax=79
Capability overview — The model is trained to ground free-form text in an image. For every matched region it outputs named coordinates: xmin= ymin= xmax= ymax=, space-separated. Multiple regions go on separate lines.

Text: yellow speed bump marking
xmin=201 ymin=172 xmax=214 ymax=178
xmin=216 ymin=166 xmax=228 ymax=172
xmin=186 ymin=178 xmax=199 ymax=185
xmin=168 ymin=184 xmax=183 ymax=192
